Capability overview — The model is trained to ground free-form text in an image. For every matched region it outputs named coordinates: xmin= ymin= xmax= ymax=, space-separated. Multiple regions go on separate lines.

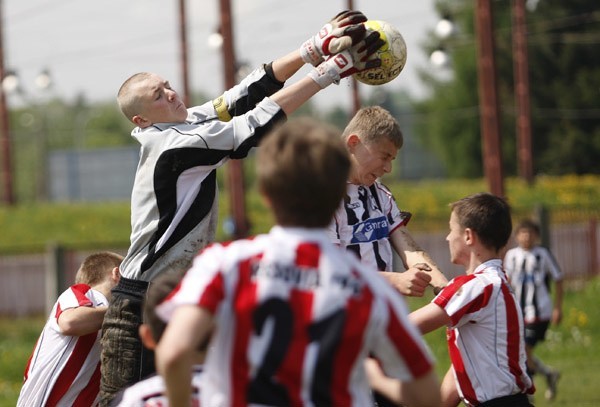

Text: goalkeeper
xmin=99 ymin=10 xmax=384 ymax=406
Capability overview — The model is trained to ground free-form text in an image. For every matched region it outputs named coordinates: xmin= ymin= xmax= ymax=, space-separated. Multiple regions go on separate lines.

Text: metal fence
xmin=1 ymin=220 xmax=597 ymax=317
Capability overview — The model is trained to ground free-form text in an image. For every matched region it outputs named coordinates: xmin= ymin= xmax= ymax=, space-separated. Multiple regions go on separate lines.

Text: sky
xmin=3 ymin=0 xmax=440 ymax=110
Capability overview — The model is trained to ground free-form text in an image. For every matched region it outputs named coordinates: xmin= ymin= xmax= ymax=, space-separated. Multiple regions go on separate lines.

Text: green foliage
xmin=416 ymin=0 xmax=600 ymax=177
xmin=1 ymin=175 xmax=599 ymax=253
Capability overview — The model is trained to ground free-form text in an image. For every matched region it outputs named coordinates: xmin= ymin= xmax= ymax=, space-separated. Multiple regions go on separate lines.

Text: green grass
xmin=405 ymin=277 xmax=600 ymax=407
xmin=1 ymin=279 xmax=599 ymax=406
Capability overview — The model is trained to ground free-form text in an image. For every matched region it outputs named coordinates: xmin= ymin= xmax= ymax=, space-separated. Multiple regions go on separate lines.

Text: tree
xmin=414 ymin=0 xmax=600 ymax=177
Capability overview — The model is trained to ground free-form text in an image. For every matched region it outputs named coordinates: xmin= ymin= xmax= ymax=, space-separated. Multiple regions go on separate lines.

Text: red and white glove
xmin=300 ymin=10 xmax=369 ymax=66
xmin=308 ymin=29 xmax=383 ymax=89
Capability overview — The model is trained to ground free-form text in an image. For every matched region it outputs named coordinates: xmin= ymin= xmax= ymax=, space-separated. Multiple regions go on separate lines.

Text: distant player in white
xmin=18 ymin=252 xmax=122 ymax=407
xmin=155 ymin=118 xmax=440 ymax=407
xmin=328 ymin=106 xmax=447 ymax=298
xmin=505 ymin=218 xmax=563 ymax=401
xmin=110 ymin=272 xmax=204 ymax=407
xmin=408 ymin=193 xmax=534 ymax=407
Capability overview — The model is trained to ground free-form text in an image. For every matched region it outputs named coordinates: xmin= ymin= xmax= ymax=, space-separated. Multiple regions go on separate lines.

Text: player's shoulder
xmin=110 ymin=374 xmax=165 ymax=406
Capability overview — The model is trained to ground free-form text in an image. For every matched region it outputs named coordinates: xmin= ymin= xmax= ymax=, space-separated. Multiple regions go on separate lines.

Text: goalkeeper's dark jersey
xmin=120 ymin=64 xmax=286 ymax=281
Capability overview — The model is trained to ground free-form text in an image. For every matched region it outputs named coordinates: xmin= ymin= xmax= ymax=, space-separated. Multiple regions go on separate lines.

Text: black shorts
xmin=524 ymin=320 xmax=550 ymax=347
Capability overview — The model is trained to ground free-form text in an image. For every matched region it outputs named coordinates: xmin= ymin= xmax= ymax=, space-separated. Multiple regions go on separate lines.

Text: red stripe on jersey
xmin=23 ymin=336 xmax=40 ymax=381
xmin=197 ymin=272 xmax=225 ymax=314
xmin=447 ymin=328 xmax=478 ymax=404
xmin=55 ymin=285 xmax=93 ymax=320
xmin=278 ymin=289 xmax=313 ymax=405
xmin=501 ymin=283 xmax=530 ymax=392
xmin=231 ymin=256 xmax=259 ymax=407
xmin=449 ymin=283 xmax=493 ymax=326
xmin=295 ymin=242 xmax=320 ymax=267
xmin=386 ymin=302 xmax=433 ymax=378
xmin=45 ymin=332 xmax=97 ymax=406
xmin=72 ymin=362 xmax=100 ymax=406
xmin=331 ymin=279 xmax=373 ymax=406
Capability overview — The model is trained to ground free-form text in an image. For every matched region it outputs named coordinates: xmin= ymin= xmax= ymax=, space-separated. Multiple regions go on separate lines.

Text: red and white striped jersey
xmin=504 ymin=245 xmax=563 ymax=323
xmin=433 ymin=259 xmax=534 ymax=406
xmin=157 ymin=226 xmax=434 ymax=407
xmin=327 ymin=182 xmax=410 ymax=272
xmin=110 ymin=365 xmax=203 ymax=407
xmin=18 ymin=284 xmax=107 ymax=407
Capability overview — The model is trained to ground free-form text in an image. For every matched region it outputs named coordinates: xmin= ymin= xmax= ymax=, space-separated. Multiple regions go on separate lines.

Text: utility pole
xmin=0 ymin=0 xmax=14 ymax=205
xmin=474 ymin=0 xmax=504 ymax=197
xmin=219 ymin=0 xmax=249 ymax=238
xmin=347 ymin=0 xmax=361 ymax=115
xmin=512 ymin=0 xmax=534 ymax=185
xmin=178 ymin=0 xmax=191 ymax=106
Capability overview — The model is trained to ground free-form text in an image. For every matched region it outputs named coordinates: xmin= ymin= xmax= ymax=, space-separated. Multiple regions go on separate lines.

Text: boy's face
xmin=133 ymin=74 xmax=188 ymax=128
xmin=447 ymin=211 xmax=469 ymax=266
xmin=347 ymin=135 xmax=397 ymax=186
xmin=516 ymin=227 xmax=536 ymax=250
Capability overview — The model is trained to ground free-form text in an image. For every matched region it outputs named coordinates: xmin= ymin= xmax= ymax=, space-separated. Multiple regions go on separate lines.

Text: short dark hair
xmin=257 ymin=118 xmax=350 ymax=228
xmin=450 ymin=193 xmax=512 ymax=252
xmin=515 ymin=218 xmax=540 ymax=236
xmin=143 ymin=270 xmax=186 ymax=342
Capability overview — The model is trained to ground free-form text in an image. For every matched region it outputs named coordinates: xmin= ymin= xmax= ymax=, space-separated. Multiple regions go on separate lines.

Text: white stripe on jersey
xmin=18 ymin=284 xmax=107 ymax=407
xmin=504 ymin=245 xmax=563 ymax=323
xmin=434 ymin=260 xmax=533 ymax=405
xmin=157 ymin=226 xmax=434 ymax=407
xmin=110 ymin=365 xmax=203 ymax=406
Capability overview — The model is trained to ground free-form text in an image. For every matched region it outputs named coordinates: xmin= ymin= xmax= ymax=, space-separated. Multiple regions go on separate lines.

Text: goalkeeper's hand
xmin=308 ymin=28 xmax=384 ymax=89
xmin=300 ymin=10 xmax=369 ymax=66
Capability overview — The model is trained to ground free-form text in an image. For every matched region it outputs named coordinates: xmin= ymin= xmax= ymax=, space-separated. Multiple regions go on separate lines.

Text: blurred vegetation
xmin=416 ymin=0 xmax=600 ymax=177
xmin=1 ymin=174 xmax=598 ymax=254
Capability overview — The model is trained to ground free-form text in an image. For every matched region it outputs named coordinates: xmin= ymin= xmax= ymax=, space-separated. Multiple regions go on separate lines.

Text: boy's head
xmin=140 ymin=271 xmax=186 ymax=347
xmin=342 ymin=106 xmax=403 ymax=186
xmin=75 ymin=251 xmax=123 ymax=287
xmin=514 ymin=219 xmax=540 ymax=250
xmin=447 ymin=193 xmax=512 ymax=265
xmin=117 ymin=72 xmax=188 ymax=129
xmin=257 ymin=117 xmax=350 ymax=228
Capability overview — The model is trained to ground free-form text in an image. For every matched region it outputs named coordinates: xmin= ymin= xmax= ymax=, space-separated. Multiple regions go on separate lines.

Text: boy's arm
xmin=57 ymin=306 xmax=107 ymax=336
xmin=365 ymin=358 xmax=441 ymax=407
xmin=156 ymin=304 xmax=213 ymax=407
xmin=440 ymin=367 xmax=461 ymax=407
xmin=390 ymin=227 xmax=448 ymax=293
xmin=553 ymin=279 xmax=563 ymax=325
xmin=409 ymin=302 xmax=451 ymax=335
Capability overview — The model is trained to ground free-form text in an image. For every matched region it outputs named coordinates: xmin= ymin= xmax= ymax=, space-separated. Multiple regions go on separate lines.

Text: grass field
xmin=1 ymin=278 xmax=599 ymax=406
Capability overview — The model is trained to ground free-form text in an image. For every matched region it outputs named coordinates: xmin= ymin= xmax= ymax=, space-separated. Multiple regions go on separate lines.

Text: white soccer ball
xmin=353 ymin=20 xmax=407 ymax=86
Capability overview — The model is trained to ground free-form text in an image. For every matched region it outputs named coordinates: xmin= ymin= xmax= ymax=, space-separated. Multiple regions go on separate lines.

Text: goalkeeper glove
xmin=308 ymin=28 xmax=384 ymax=89
xmin=300 ymin=10 xmax=369 ymax=66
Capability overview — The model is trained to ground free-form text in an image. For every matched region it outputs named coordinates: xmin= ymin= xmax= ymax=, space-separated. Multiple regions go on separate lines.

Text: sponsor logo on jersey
xmin=251 ymin=262 xmax=320 ymax=290
xmin=350 ymin=216 xmax=389 ymax=244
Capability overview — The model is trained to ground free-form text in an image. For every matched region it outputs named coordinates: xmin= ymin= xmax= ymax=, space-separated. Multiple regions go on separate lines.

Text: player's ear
xmin=346 ymin=134 xmax=361 ymax=152
xmin=139 ymin=324 xmax=157 ymax=350
xmin=464 ymin=228 xmax=475 ymax=246
xmin=111 ymin=267 xmax=121 ymax=284
xmin=132 ymin=114 xmax=151 ymax=128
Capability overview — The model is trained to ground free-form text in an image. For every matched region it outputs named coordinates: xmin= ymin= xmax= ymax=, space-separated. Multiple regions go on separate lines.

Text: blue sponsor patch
xmin=350 ymin=216 xmax=389 ymax=243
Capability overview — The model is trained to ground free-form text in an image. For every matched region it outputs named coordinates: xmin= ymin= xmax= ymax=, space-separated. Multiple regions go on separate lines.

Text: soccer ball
xmin=353 ymin=20 xmax=407 ymax=86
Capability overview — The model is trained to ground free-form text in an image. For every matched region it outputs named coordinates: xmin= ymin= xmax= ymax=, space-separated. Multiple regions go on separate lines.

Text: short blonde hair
xmin=117 ymin=72 xmax=153 ymax=123
xmin=75 ymin=251 xmax=123 ymax=286
xmin=342 ymin=106 xmax=403 ymax=149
